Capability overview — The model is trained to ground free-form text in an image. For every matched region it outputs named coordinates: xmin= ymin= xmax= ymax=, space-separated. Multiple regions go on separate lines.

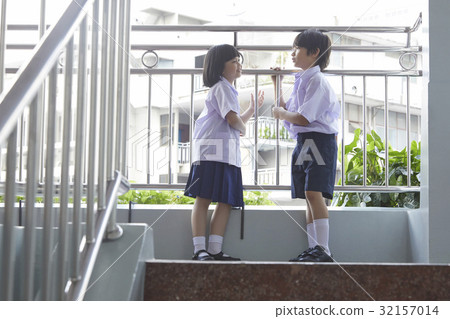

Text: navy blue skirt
xmin=184 ymin=161 xmax=244 ymax=207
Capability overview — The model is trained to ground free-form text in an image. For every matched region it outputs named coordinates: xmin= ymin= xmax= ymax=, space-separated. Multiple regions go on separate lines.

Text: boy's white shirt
xmin=284 ymin=65 xmax=340 ymax=137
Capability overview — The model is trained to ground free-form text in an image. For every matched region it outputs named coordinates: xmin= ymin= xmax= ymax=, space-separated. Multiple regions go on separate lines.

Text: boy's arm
xmin=271 ymin=67 xmax=286 ymax=108
xmin=226 ymin=111 xmax=246 ymax=135
xmin=272 ymin=107 xmax=309 ymax=126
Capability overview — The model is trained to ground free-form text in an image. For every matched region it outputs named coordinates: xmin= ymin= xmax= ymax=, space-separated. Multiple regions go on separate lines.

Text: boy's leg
xmin=305 ymin=201 xmax=317 ymax=248
xmin=305 ymin=191 xmax=331 ymax=255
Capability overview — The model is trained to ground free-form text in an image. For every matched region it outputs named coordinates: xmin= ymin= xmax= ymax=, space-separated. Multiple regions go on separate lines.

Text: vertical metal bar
xmin=57 ymin=37 xmax=74 ymax=300
xmin=189 ymin=74 xmax=194 ymax=166
xmin=362 ymin=76 xmax=367 ymax=187
xmin=341 ymin=76 xmax=345 ymax=186
xmin=87 ymin=0 xmax=100 ymax=243
xmin=147 ymin=75 xmax=152 ymax=184
xmin=384 ymin=76 xmax=389 ymax=187
xmin=115 ymin=0 xmax=125 ymax=171
xmin=42 ymin=65 xmax=58 ymax=301
xmin=253 ymin=74 xmax=258 ymax=185
xmin=275 ymin=75 xmax=280 ymax=185
xmin=121 ymin=0 xmax=131 ymax=175
xmin=1 ymin=127 xmax=17 ymax=301
xmin=0 ymin=0 xmax=6 ymax=92
xmin=23 ymin=96 xmax=41 ymax=300
xmin=106 ymin=0 xmax=117 ymax=181
xmin=406 ymin=75 xmax=411 ymax=187
xmin=72 ymin=16 xmax=88 ymax=282
xmin=0 ymin=0 xmax=6 ymax=183
xmin=18 ymin=114 xmax=24 ymax=181
xmin=98 ymin=0 xmax=110 ymax=209
xmin=106 ymin=0 xmax=120 ymax=236
xmin=168 ymin=74 xmax=173 ymax=184
xmin=39 ymin=0 xmax=47 ymax=184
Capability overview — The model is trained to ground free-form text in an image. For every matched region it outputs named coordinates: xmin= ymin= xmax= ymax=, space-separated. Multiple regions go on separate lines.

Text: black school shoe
xmin=209 ymin=251 xmax=241 ymax=261
xmin=296 ymin=245 xmax=333 ymax=263
xmin=192 ymin=249 xmax=214 ymax=261
xmin=289 ymin=247 xmax=315 ymax=262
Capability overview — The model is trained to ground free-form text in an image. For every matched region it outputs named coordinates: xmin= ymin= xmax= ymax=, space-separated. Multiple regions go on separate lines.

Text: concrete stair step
xmin=144 ymin=260 xmax=450 ymax=300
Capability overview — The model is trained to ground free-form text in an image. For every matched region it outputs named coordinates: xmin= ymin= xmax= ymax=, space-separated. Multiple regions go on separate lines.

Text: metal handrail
xmin=131 ymin=183 xmax=420 ymax=193
xmin=131 ymin=25 xmax=414 ymax=33
xmin=5 ymin=23 xmax=415 ymax=33
xmin=131 ymin=44 xmax=422 ymax=53
xmin=0 ymin=0 xmax=94 ymax=145
xmin=130 ymin=68 xmax=422 ymax=76
xmin=0 ymin=0 xmax=131 ymax=301
xmin=127 ymin=17 xmax=422 ymax=193
xmin=67 ymin=171 xmax=130 ymax=301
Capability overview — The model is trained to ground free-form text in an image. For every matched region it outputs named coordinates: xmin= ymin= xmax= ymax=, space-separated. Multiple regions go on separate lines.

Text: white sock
xmin=313 ymin=218 xmax=330 ymax=255
xmin=193 ymin=236 xmax=206 ymax=253
xmin=306 ymin=223 xmax=317 ymax=248
xmin=207 ymin=234 xmax=223 ymax=255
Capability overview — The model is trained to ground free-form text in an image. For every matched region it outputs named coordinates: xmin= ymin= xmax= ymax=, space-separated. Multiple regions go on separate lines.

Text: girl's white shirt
xmin=192 ymin=77 xmax=241 ymax=167
xmin=284 ymin=65 xmax=341 ymax=137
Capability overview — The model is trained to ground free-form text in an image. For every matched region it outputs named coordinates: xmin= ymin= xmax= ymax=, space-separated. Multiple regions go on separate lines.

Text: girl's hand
xmin=270 ymin=66 xmax=284 ymax=85
xmin=250 ymin=90 xmax=264 ymax=112
xmin=272 ymin=106 xmax=285 ymax=120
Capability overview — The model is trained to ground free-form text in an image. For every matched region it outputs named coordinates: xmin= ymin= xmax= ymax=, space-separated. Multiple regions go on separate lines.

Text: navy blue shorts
xmin=184 ymin=161 xmax=244 ymax=207
xmin=291 ymin=132 xmax=337 ymax=200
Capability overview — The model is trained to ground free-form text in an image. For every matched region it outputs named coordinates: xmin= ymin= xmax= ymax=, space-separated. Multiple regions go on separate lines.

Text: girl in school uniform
xmin=184 ymin=44 xmax=264 ymax=261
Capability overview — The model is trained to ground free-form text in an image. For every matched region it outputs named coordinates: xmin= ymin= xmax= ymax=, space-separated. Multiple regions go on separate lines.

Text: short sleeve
xmin=298 ymin=77 xmax=330 ymax=123
xmin=214 ymin=83 xmax=239 ymax=119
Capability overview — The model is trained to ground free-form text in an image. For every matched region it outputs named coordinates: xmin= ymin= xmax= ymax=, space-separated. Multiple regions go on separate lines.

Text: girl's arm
xmin=226 ymin=111 xmax=246 ymax=135
xmin=272 ymin=107 xmax=309 ymax=126
xmin=240 ymin=91 xmax=264 ymax=124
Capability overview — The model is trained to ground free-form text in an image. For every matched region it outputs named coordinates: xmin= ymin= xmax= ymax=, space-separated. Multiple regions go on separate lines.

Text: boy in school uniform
xmin=272 ymin=29 xmax=340 ymax=262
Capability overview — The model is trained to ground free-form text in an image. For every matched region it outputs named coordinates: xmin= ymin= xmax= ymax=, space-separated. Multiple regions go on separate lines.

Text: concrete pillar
xmin=423 ymin=0 xmax=450 ymax=263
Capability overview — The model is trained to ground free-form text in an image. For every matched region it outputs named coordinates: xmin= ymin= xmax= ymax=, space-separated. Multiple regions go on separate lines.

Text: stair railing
xmin=0 ymin=0 xmax=131 ymax=301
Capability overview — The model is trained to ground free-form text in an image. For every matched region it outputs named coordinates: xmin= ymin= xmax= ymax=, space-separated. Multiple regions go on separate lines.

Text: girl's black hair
xmin=294 ymin=29 xmax=331 ymax=71
xmin=203 ymin=44 xmax=241 ymax=87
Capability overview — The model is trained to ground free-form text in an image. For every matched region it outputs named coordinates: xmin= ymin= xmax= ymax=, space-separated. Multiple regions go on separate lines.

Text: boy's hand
xmin=250 ymin=90 xmax=264 ymax=111
xmin=270 ymin=67 xmax=284 ymax=84
xmin=272 ymin=106 xmax=285 ymax=120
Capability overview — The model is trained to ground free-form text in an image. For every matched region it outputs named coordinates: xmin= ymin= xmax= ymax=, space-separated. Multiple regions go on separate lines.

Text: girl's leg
xmin=191 ymin=196 xmax=212 ymax=237
xmin=208 ymin=202 xmax=232 ymax=255
xmin=305 ymin=191 xmax=330 ymax=254
xmin=191 ymin=197 xmax=212 ymax=257
xmin=210 ymin=202 xmax=232 ymax=236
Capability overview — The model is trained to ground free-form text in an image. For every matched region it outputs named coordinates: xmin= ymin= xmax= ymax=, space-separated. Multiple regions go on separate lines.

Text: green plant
xmin=243 ymin=191 xmax=274 ymax=206
xmin=118 ymin=190 xmax=274 ymax=206
xmin=332 ymin=128 xmax=420 ymax=208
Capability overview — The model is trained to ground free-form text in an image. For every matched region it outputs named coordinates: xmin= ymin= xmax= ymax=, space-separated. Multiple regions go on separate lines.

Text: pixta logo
xmin=294 ymin=139 xmax=325 ymax=166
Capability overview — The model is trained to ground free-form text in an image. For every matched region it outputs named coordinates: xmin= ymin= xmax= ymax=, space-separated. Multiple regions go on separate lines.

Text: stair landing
xmin=144 ymin=260 xmax=450 ymax=301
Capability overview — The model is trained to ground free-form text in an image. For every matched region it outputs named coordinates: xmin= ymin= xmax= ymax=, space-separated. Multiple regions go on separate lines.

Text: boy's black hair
xmin=203 ymin=44 xmax=240 ymax=87
xmin=294 ymin=29 xmax=331 ymax=71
